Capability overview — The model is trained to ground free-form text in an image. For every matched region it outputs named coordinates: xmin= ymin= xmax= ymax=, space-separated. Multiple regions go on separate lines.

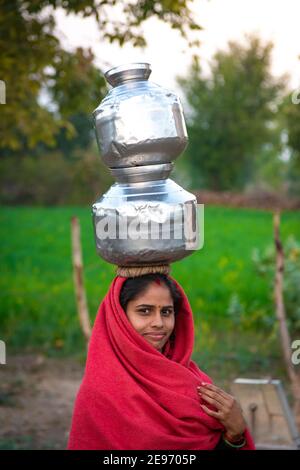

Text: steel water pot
xmin=93 ymin=63 xmax=188 ymax=171
xmin=91 ymin=62 xmax=199 ymax=267
xmin=92 ymin=178 xmax=199 ymax=266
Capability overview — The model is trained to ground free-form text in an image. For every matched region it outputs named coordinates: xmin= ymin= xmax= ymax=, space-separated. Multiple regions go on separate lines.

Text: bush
xmin=251 ymin=235 xmax=300 ymax=334
xmin=0 ymin=149 xmax=112 ymax=205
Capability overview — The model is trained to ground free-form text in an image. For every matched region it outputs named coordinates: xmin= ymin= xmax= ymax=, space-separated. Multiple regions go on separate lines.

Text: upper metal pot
xmin=93 ymin=63 xmax=188 ymax=169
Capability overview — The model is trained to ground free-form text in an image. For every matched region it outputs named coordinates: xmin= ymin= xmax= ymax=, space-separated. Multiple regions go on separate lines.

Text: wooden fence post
xmin=71 ymin=216 xmax=92 ymax=344
xmin=273 ymin=211 xmax=300 ymax=428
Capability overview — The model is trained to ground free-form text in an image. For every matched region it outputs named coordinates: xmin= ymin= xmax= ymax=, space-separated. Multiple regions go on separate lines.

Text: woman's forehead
xmin=131 ymin=282 xmax=173 ymax=304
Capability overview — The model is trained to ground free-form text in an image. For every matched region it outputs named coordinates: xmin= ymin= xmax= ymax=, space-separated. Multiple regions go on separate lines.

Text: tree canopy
xmin=178 ymin=35 xmax=287 ymax=191
xmin=0 ymin=0 xmax=201 ymax=151
xmin=281 ymin=88 xmax=300 ymax=195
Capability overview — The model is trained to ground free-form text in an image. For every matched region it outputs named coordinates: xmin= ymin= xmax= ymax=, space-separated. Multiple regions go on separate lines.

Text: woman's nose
xmin=151 ymin=311 xmax=164 ymax=327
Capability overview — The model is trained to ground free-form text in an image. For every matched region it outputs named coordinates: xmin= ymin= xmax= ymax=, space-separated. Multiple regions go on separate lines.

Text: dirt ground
xmin=0 ymin=354 xmax=84 ymax=450
xmin=194 ymin=189 xmax=300 ymax=210
xmin=1 ymin=353 xmax=299 ymax=450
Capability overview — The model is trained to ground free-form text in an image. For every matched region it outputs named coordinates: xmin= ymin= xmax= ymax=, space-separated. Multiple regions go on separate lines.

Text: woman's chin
xmin=145 ymin=338 xmax=167 ymax=352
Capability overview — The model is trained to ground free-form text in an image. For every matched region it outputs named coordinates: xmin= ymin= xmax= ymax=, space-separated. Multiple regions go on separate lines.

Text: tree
xmin=0 ymin=0 xmax=201 ymax=151
xmin=280 ymin=85 xmax=300 ymax=196
xmin=46 ymin=47 xmax=108 ymax=158
xmin=178 ymin=35 xmax=286 ymax=191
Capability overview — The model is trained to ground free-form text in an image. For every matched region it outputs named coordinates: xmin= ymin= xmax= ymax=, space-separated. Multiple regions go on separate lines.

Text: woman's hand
xmin=197 ymin=382 xmax=247 ymax=441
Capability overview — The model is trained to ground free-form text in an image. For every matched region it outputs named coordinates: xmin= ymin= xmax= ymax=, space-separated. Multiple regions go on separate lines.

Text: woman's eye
xmin=137 ymin=308 xmax=173 ymax=315
xmin=162 ymin=309 xmax=173 ymax=316
xmin=138 ymin=308 xmax=150 ymax=314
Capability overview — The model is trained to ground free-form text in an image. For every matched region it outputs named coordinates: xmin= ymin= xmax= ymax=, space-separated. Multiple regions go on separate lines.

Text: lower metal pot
xmin=92 ymin=178 xmax=199 ymax=266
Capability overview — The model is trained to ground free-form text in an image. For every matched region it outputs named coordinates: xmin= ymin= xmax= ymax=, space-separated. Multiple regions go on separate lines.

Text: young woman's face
xmin=125 ymin=282 xmax=175 ymax=352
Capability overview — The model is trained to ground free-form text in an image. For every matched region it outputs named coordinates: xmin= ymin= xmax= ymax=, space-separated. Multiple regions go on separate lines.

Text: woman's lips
xmin=144 ymin=333 xmax=166 ymax=341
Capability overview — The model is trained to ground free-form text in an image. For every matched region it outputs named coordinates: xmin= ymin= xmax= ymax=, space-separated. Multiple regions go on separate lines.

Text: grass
xmin=0 ymin=205 xmax=299 ymax=379
xmin=0 ymin=436 xmax=35 ymax=450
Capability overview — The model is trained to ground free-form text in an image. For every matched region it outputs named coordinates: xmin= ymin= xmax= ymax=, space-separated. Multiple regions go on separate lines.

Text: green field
xmin=0 ymin=205 xmax=299 ymax=382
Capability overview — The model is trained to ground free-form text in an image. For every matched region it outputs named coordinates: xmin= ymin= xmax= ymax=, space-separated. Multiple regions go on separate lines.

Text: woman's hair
xmin=119 ymin=273 xmax=182 ymax=315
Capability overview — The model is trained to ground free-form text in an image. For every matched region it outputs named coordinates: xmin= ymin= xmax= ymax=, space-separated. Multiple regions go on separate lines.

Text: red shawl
xmin=67 ymin=275 xmax=255 ymax=450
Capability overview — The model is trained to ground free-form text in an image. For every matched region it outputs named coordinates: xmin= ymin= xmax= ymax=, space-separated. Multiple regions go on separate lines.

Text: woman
xmin=67 ymin=273 xmax=255 ymax=450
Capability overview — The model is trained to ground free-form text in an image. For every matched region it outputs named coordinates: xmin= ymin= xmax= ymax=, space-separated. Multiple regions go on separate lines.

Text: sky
xmin=54 ymin=0 xmax=300 ymax=101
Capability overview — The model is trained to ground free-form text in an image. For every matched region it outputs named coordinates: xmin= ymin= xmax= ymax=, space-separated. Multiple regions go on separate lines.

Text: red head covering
xmin=67 ymin=275 xmax=255 ymax=450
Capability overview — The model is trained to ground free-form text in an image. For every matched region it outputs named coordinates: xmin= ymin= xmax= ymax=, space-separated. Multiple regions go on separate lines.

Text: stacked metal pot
xmin=92 ymin=63 xmax=199 ymax=267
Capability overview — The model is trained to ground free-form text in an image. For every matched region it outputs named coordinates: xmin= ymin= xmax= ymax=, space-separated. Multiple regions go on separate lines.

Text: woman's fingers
xmin=200 ymin=404 xmax=220 ymax=419
xmin=198 ymin=390 xmax=222 ymax=409
xmin=205 ymin=384 xmax=232 ymax=401
xmin=198 ymin=383 xmax=234 ymax=404
xmin=202 ymin=383 xmax=231 ymax=400
xmin=198 ymin=383 xmax=246 ymax=436
xmin=197 ymin=386 xmax=228 ymax=407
